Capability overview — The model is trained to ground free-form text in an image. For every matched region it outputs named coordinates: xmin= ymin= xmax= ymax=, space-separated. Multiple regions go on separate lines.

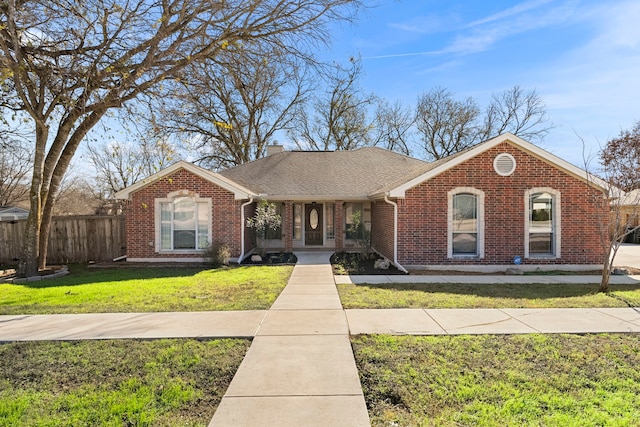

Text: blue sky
xmin=322 ymin=0 xmax=640 ymax=166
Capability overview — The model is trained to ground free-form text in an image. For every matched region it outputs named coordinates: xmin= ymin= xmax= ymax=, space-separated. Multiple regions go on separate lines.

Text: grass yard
xmin=337 ymin=282 xmax=640 ymax=309
xmin=0 ymin=338 xmax=250 ymax=427
xmin=0 ymin=265 xmax=292 ymax=314
xmin=353 ymin=334 xmax=640 ymax=427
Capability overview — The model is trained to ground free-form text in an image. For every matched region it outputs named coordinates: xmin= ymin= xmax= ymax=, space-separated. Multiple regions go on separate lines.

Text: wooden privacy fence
xmin=0 ymin=215 xmax=126 ymax=265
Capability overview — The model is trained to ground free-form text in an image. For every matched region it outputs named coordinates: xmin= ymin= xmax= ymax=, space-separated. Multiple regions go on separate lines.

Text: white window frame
xmin=525 ymin=187 xmax=561 ymax=258
xmin=447 ymin=187 xmax=485 ymax=259
xmin=155 ymin=190 xmax=212 ymax=253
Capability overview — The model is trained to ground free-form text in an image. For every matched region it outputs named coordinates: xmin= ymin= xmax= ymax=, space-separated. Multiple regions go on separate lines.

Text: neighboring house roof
xmin=0 ymin=206 xmax=29 ymax=221
xmin=218 ymin=147 xmax=428 ymax=200
xmin=620 ymin=189 xmax=640 ymax=206
xmin=114 ymin=161 xmax=255 ymax=200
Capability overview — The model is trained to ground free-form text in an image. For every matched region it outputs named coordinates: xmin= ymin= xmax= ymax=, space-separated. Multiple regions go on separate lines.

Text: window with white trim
xmin=156 ymin=193 xmax=211 ymax=251
xmin=448 ymin=188 xmax=485 ymax=258
xmin=525 ymin=189 xmax=561 ymax=257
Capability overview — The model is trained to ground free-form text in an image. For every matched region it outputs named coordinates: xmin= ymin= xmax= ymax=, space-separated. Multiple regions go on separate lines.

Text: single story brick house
xmin=115 ymin=133 xmax=608 ymax=272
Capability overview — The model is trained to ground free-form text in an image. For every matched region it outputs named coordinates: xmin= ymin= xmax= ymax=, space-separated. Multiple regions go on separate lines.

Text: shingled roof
xmin=218 ymin=147 xmax=428 ymax=200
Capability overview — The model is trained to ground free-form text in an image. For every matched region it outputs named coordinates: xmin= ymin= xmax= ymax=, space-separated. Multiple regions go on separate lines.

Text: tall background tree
xmin=86 ymin=138 xmax=178 ymax=210
xmin=415 ymin=86 xmax=480 ymax=160
xmin=371 ymin=99 xmax=414 ymax=155
xmin=0 ymin=0 xmax=362 ymax=276
xmin=415 ymin=85 xmax=552 ymax=160
xmin=147 ymin=44 xmax=312 ymax=170
xmin=291 ymin=57 xmax=377 ymax=151
xmin=0 ymin=137 xmax=30 ymax=207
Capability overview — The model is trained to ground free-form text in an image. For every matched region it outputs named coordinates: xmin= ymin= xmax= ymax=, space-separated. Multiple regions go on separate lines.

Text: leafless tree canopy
xmin=151 ymin=46 xmax=311 ymax=170
xmin=372 ymin=99 xmax=414 ymax=155
xmin=86 ymin=139 xmax=178 ymax=200
xmin=0 ymin=137 xmax=30 ymax=206
xmin=415 ymin=86 xmax=480 ymax=160
xmin=0 ymin=0 xmax=362 ymax=275
xmin=600 ymin=120 xmax=640 ymax=191
xmin=415 ymin=85 xmax=552 ymax=160
xmin=480 ymin=86 xmax=550 ymax=143
xmin=292 ymin=58 xmax=378 ymax=151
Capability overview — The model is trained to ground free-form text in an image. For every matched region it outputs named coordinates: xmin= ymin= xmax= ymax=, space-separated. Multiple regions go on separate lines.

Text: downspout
xmin=238 ymin=196 xmax=254 ymax=263
xmin=383 ymin=194 xmax=408 ymax=274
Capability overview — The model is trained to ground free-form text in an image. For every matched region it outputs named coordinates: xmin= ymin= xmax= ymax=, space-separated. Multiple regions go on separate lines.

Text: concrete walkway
xmin=209 ymin=251 xmax=370 ymax=426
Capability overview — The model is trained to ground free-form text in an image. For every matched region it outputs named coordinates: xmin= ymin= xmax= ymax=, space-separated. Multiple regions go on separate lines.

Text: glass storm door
xmin=305 ymin=204 xmax=323 ymax=245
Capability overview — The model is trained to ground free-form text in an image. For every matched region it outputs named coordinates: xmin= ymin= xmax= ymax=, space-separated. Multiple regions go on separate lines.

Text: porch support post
xmin=283 ymin=200 xmax=293 ymax=252
xmin=335 ymin=201 xmax=344 ymax=251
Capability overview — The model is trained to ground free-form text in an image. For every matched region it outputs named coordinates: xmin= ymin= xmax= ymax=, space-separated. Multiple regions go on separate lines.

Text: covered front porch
xmin=253 ymin=200 xmax=372 ymax=252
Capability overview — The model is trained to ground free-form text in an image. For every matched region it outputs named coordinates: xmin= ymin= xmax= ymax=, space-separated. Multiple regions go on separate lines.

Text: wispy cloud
xmin=368 ymin=0 xmax=578 ymax=59
xmin=465 ymin=0 xmax=555 ymax=28
xmin=447 ymin=0 xmax=578 ymax=55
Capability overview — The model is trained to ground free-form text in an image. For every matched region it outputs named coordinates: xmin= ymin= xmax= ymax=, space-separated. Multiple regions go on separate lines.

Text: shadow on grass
xmin=16 ymin=264 xmax=243 ymax=289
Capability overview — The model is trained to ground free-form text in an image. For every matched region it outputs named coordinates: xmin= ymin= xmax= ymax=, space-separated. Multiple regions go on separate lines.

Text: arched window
xmin=156 ymin=192 xmax=211 ymax=251
xmin=525 ymin=188 xmax=561 ymax=258
xmin=448 ymin=188 xmax=485 ymax=258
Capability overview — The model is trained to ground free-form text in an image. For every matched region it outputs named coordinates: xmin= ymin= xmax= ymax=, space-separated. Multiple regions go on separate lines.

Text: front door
xmin=305 ymin=204 xmax=323 ymax=245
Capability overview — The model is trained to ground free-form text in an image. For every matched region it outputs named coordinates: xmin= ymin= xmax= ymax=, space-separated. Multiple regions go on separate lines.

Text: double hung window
xmin=526 ymin=189 xmax=560 ymax=257
xmin=448 ymin=188 xmax=484 ymax=258
xmin=157 ymin=195 xmax=210 ymax=251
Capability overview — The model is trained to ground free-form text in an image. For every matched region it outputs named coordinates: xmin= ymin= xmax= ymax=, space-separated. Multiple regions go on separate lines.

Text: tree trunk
xmin=18 ymin=125 xmax=48 ymax=277
xmin=599 ymin=250 xmax=611 ymax=293
xmin=37 ymin=110 xmax=105 ymax=269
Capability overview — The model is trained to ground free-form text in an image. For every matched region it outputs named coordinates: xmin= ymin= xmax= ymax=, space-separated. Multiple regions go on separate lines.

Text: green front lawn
xmin=353 ymin=334 xmax=640 ymax=426
xmin=338 ymin=282 xmax=640 ymax=309
xmin=0 ymin=265 xmax=292 ymax=314
xmin=0 ymin=338 xmax=249 ymax=427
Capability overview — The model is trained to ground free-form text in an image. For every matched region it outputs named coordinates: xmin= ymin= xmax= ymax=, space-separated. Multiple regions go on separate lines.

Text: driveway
xmin=614 ymin=243 xmax=640 ymax=269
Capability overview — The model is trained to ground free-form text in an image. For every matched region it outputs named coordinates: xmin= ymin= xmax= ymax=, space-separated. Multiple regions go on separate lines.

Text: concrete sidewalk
xmin=209 ymin=251 xmax=370 ymax=426
xmin=346 ymin=307 xmax=640 ymax=335
xmin=336 ymin=274 xmax=640 ymax=285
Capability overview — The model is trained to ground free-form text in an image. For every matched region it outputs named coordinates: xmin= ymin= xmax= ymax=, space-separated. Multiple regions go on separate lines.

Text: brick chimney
xmin=266 ymin=143 xmax=285 ymax=156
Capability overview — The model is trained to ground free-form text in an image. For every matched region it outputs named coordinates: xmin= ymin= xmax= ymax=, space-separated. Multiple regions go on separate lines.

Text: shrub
xmin=205 ymin=242 xmax=232 ymax=268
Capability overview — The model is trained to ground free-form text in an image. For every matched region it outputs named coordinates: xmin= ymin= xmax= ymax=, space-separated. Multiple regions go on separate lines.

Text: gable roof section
xmin=219 ymin=147 xmax=428 ymax=200
xmin=114 ymin=160 xmax=255 ymax=200
xmin=384 ymin=133 xmax=609 ymax=198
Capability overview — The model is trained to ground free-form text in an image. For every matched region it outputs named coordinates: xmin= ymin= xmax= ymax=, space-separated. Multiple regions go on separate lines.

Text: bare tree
xmin=0 ymin=0 xmax=361 ymax=276
xmin=371 ymin=99 xmax=415 ymax=155
xmin=581 ymin=125 xmax=640 ymax=292
xmin=86 ymin=138 xmax=178 ymax=204
xmin=600 ymin=120 xmax=640 ymax=191
xmin=480 ymin=85 xmax=551 ymax=143
xmin=152 ymin=46 xmax=311 ymax=170
xmin=0 ymin=137 xmax=30 ymax=207
xmin=292 ymin=58 xmax=377 ymax=151
xmin=414 ymin=85 xmax=552 ymax=160
xmin=415 ymin=87 xmax=480 ymax=160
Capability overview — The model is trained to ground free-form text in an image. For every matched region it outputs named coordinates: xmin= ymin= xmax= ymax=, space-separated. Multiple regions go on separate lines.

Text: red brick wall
xmin=335 ymin=201 xmax=344 ymax=251
xmin=371 ymin=200 xmax=395 ymax=261
xmin=396 ymin=142 xmax=606 ymax=266
xmin=126 ymin=168 xmax=243 ymax=259
xmin=283 ymin=201 xmax=293 ymax=251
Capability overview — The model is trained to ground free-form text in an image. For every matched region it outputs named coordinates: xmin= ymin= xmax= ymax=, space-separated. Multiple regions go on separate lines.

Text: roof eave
xmin=386 ymin=133 xmax=610 ymax=197
xmin=114 ymin=161 xmax=255 ymax=200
